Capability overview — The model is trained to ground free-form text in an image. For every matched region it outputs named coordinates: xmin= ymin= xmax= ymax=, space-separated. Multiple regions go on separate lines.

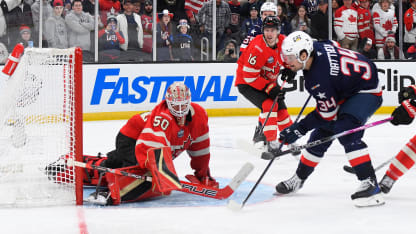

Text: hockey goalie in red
xmin=47 ymin=82 xmax=218 ymax=205
xmin=235 ymin=15 xmax=297 ymax=153
xmin=378 ymin=85 xmax=416 ymax=194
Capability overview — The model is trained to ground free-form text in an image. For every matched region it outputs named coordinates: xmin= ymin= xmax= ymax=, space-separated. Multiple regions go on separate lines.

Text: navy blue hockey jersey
xmin=239 ymin=22 xmax=262 ymax=54
xmin=303 ymin=41 xmax=382 ymax=123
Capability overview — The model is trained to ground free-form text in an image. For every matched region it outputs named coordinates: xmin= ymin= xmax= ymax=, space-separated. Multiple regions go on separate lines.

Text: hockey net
xmin=0 ymin=47 xmax=83 ymax=207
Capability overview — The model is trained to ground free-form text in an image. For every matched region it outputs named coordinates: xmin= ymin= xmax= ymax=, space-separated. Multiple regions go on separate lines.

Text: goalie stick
xmin=343 ymin=156 xmax=394 ymax=174
xmin=261 ymin=117 xmax=394 ymax=160
xmin=67 ymin=159 xmax=254 ymax=200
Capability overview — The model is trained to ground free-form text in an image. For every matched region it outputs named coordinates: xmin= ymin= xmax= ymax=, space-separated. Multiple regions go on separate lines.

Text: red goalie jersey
xmin=235 ymin=34 xmax=285 ymax=90
xmin=135 ymin=100 xmax=211 ymax=179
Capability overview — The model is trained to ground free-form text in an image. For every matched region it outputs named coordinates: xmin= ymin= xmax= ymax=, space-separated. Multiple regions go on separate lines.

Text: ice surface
xmin=2 ymin=115 xmax=416 ymax=234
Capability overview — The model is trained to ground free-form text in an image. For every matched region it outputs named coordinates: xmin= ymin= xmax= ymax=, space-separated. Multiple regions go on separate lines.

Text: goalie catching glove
xmin=391 ymin=100 xmax=416 ymax=125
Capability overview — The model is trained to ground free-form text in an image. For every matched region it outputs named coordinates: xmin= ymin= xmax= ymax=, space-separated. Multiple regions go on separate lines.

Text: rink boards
xmin=81 ymin=61 xmax=415 ymax=121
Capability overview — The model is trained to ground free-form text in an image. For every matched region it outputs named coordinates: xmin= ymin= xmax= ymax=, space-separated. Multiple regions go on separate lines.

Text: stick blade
xmin=227 ymin=199 xmax=243 ymax=211
xmin=228 ymin=162 xmax=254 ymax=191
xmin=343 ymin=165 xmax=355 ymax=174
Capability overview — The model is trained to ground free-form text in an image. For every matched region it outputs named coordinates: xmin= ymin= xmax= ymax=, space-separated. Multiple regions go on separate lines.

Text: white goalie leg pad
xmin=353 ymin=193 xmax=385 ymax=208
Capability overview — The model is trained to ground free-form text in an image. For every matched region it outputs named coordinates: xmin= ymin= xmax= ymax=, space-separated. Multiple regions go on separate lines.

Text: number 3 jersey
xmin=303 ymin=41 xmax=382 ymax=123
xmin=235 ymin=34 xmax=286 ymax=91
xmin=133 ymin=101 xmax=211 ymax=178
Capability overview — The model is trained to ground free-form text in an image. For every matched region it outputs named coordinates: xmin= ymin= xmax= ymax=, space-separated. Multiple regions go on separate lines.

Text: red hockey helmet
xmin=165 ymin=82 xmax=191 ymax=118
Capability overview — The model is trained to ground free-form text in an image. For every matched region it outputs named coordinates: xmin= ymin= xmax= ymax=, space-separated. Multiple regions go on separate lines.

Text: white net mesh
xmin=0 ymin=48 xmax=81 ymax=207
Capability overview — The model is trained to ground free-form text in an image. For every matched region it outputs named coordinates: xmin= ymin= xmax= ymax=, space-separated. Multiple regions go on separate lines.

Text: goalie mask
xmin=165 ymin=82 xmax=191 ymax=124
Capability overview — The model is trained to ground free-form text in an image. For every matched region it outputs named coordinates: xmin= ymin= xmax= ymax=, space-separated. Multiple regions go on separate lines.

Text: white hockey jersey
xmin=372 ymin=7 xmax=398 ymax=48
xmin=334 ymin=6 xmax=359 ymax=40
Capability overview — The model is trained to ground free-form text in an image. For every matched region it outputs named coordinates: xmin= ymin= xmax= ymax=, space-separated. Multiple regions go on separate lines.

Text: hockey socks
xmin=277 ymin=109 xmax=293 ymax=131
xmin=259 ymin=99 xmax=279 ymax=142
xmin=385 ymin=135 xmax=416 ymax=181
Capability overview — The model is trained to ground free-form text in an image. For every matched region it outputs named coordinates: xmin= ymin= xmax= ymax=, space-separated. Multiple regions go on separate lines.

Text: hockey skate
xmin=252 ymin=125 xmax=267 ymax=150
xmin=379 ymin=174 xmax=396 ymax=194
xmin=275 ymin=173 xmax=305 ymax=194
xmin=253 ymin=125 xmax=301 ymax=158
xmin=351 ymin=177 xmax=385 ymax=207
xmin=86 ymin=190 xmax=112 ymax=205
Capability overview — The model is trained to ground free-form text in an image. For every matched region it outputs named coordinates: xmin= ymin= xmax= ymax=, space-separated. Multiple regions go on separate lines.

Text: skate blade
xmin=353 ymin=193 xmax=385 ymax=207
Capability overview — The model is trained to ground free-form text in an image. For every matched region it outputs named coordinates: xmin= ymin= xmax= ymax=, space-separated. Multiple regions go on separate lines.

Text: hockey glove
xmin=279 ymin=68 xmax=297 ymax=82
xmin=398 ymin=85 xmax=416 ymax=103
xmin=279 ymin=123 xmax=307 ymax=144
xmin=391 ymin=100 xmax=416 ymax=125
xmin=185 ymin=174 xmax=219 ymax=188
xmin=264 ymin=82 xmax=285 ymax=100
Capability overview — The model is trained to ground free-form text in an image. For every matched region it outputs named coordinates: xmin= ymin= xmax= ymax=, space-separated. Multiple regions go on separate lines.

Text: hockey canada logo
xmin=177 ymin=129 xmax=184 ymax=138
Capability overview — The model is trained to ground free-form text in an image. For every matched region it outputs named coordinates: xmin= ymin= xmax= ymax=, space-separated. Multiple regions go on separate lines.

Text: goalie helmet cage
xmin=0 ymin=47 xmax=83 ymax=207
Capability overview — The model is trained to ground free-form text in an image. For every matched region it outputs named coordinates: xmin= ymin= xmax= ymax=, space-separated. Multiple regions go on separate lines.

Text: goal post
xmin=0 ymin=46 xmax=83 ymax=207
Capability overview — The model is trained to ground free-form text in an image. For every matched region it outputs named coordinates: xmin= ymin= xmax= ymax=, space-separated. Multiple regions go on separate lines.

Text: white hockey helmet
xmin=281 ymin=31 xmax=314 ymax=69
xmin=260 ymin=2 xmax=278 ymax=16
xmin=165 ymin=82 xmax=191 ymax=118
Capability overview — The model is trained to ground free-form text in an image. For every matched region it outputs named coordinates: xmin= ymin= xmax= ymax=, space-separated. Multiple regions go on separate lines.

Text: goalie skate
xmin=86 ymin=191 xmax=112 ymax=205
xmin=351 ymin=177 xmax=385 ymax=207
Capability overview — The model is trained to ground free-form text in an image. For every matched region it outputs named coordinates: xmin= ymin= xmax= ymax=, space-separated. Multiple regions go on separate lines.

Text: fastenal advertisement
xmin=83 ymin=61 xmax=415 ymax=119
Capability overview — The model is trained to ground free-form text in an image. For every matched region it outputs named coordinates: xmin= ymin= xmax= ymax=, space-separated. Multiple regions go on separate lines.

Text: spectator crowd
xmin=0 ymin=0 xmax=415 ymax=63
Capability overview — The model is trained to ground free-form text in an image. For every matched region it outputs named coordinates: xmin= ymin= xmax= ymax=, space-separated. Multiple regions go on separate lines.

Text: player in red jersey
xmin=239 ymin=2 xmax=278 ymax=55
xmin=379 ymin=85 xmax=416 ymax=194
xmin=235 ymin=15 xmax=297 ymax=154
xmin=47 ymin=82 xmax=218 ymax=205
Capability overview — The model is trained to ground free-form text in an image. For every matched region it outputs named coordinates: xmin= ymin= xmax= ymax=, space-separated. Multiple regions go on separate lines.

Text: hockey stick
xmin=254 ymin=80 xmax=287 ymax=141
xmin=68 ymin=158 xmax=254 ymax=200
xmin=343 ymin=156 xmax=394 ymax=174
xmin=261 ymin=117 xmax=394 ymax=160
xmin=228 ymin=94 xmax=312 ymax=210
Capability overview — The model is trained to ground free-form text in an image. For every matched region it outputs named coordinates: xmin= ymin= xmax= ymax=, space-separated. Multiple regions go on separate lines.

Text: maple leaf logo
xmin=383 ymin=20 xmax=393 ymax=31
xmin=348 ymin=14 xmax=357 ymax=23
